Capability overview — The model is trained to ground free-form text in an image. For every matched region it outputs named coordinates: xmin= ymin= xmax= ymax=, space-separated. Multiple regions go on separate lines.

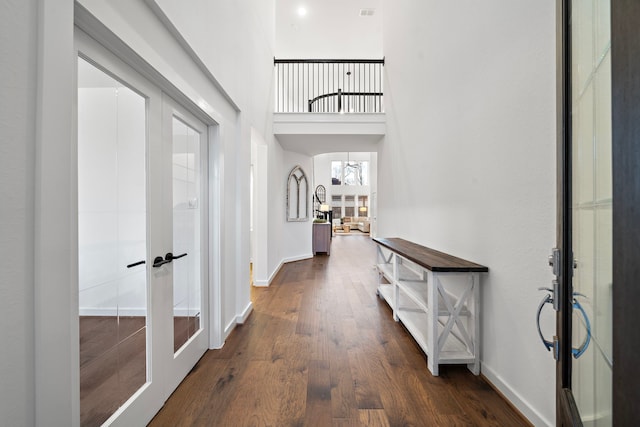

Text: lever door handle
xmin=127 ymin=260 xmax=146 ymax=268
xmin=153 ymin=256 xmax=171 ymax=268
xmin=164 ymin=252 xmax=187 ymax=261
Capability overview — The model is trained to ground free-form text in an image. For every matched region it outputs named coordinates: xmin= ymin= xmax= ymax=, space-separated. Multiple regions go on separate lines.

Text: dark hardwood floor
xmin=149 ymin=236 xmax=531 ymax=426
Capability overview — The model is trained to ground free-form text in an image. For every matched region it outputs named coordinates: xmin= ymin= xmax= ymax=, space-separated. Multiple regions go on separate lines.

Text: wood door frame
xmin=611 ymin=1 xmax=640 ymax=424
xmin=555 ymin=0 xmax=576 ymax=423
xmin=557 ymin=0 xmax=640 ymax=424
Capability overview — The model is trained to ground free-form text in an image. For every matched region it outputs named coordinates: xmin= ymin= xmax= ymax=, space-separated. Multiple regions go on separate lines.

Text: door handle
xmin=536 ymin=289 xmax=591 ymax=359
xmin=536 ymin=291 xmax=554 ymax=352
xmin=164 ymin=252 xmax=187 ymax=261
xmin=126 ymin=260 xmax=146 ymax=268
xmin=153 ymin=256 xmax=171 ymax=268
xmin=571 ymin=297 xmax=591 ymax=359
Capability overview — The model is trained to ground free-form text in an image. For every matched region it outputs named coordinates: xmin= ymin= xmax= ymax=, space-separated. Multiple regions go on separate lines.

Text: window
xmin=344 ymin=195 xmax=355 ymax=217
xmin=331 ymin=161 xmax=342 ymax=185
xmin=331 ymin=195 xmax=342 ymax=218
xmin=358 ymin=195 xmax=369 ymax=217
xmin=331 ymin=160 xmax=369 ymax=186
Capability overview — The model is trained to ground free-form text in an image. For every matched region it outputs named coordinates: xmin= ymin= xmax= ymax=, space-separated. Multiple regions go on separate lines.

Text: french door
xmin=551 ymin=1 xmax=612 ymax=425
xmin=76 ymin=30 xmax=209 ymax=426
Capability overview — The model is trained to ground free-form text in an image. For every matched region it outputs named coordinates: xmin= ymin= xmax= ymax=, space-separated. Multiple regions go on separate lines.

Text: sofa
xmin=342 ymin=216 xmax=370 ymax=233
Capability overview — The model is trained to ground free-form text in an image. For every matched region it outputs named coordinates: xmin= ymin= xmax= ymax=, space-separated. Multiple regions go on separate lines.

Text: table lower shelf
xmin=377 ymin=284 xmax=475 ymax=365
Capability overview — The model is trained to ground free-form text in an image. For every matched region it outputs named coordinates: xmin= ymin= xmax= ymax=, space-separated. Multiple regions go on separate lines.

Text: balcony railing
xmin=274 ymin=59 xmax=384 ymax=113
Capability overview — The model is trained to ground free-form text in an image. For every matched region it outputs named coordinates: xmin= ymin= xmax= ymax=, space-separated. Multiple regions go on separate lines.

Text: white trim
xmin=144 ymin=0 xmax=239 ymax=111
xmin=236 ymin=301 xmax=253 ymax=324
xmin=481 ymin=363 xmax=552 ymax=427
xmin=35 ymin=2 xmax=77 ymax=426
xmin=253 ymin=279 xmax=271 ymax=287
xmin=74 ymin=3 xmax=226 ymax=126
xmin=208 ymin=124 xmax=224 ymax=349
xmin=254 ymin=254 xmax=314 ymax=287
xmin=223 ymin=319 xmax=237 ymax=342
xmin=254 ymin=260 xmax=283 ymax=287
xmin=283 ymin=253 xmax=314 ymax=264
xmin=214 ymin=301 xmax=251 ymax=350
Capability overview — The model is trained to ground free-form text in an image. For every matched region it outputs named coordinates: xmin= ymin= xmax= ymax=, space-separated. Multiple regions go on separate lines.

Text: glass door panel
xmin=172 ymin=117 xmax=202 ymax=353
xmin=570 ymin=1 xmax=612 ymax=425
xmin=77 ymin=57 xmax=148 ymax=426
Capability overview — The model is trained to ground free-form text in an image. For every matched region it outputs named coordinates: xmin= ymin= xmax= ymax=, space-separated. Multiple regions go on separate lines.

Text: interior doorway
xmin=76 ymin=29 xmax=214 ymax=426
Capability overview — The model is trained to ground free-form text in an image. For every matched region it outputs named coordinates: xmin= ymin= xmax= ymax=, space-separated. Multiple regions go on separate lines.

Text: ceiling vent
xmin=359 ymin=8 xmax=375 ymax=17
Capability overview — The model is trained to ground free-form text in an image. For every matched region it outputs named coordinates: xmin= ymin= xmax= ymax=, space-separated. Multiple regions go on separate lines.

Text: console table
xmin=312 ymin=222 xmax=331 ymax=255
xmin=373 ymin=237 xmax=488 ymax=376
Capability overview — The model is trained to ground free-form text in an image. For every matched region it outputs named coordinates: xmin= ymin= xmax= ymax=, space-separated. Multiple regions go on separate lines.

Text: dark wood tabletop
xmin=373 ymin=237 xmax=489 ymax=273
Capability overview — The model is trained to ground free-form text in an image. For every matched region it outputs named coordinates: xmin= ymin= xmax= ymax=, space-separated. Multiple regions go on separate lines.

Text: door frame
xmin=555 ymin=0 xmax=576 ymax=424
xmin=72 ymin=3 xmax=227 ymax=356
xmin=35 ymin=4 xmax=227 ymax=425
xmin=557 ymin=0 xmax=640 ymax=424
xmin=75 ymin=28 xmax=219 ymax=426
xmin=36 ymin=18 xmax=223 ymax=427
xmin=611 ymin=1 xmax=640 ymax=424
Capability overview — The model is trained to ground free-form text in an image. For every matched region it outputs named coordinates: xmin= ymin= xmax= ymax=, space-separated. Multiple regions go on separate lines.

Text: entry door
xmin=554 ymin=1 xmax=612 ymax=425
xmin=77 ymin=32 xmax=209 ymax=426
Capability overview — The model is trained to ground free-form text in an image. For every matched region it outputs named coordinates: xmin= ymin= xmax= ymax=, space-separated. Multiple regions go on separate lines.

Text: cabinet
xmin=312 ymin=222 xmax=331 ymax=255
xmin=374 ymin=237 xmax=488 ymax=376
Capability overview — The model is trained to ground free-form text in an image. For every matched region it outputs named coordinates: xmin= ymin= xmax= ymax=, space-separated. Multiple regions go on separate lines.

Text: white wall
xmin=281 ymin=150 xmax=314 ymax=262
xmin=0 ymin=1 xmax=37 ymax=425
xmin=276 ymin=0 xmax=383 ymax=58
xmin=380 ymin=1 xmax=557 ymax=425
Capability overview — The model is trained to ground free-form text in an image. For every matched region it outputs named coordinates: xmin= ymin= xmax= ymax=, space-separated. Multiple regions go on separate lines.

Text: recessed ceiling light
xmin=297 ymin=6 xmax=307 ymax=17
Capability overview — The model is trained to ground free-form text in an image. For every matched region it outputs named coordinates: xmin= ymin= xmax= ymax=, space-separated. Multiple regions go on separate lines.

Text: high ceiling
xmin=276 ymin=0 xmax=382 ymax=59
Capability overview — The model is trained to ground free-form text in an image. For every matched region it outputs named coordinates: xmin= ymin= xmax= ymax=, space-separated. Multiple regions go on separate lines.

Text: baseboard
xmin=223 ymin=319 xmax=236 ymax=341
xmin=282 ymin=253 xmax=313 ymax=264
xmin=254 ymin=254 xmax=313 ymax=287
xmin=254 ymin=260 xmax=282 ymax=287
xmin=481 ymin=363 xmax=552 ymax=427
xmin=236 ymin=301 xmax=253 ymax=324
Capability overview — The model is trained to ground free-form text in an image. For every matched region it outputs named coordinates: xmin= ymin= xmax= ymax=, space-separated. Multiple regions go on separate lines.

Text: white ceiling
xmin=276 ymin=0 xmax=383 ymax=59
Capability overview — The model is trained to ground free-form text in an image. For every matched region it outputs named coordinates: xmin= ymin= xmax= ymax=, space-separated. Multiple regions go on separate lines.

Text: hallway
xmin=149 ymin=236 xmax=529 ymax=426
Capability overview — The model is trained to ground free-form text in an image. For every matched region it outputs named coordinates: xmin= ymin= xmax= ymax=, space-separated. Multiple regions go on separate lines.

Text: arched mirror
xmin=287 ymin=165 xmax=309 ymax=222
